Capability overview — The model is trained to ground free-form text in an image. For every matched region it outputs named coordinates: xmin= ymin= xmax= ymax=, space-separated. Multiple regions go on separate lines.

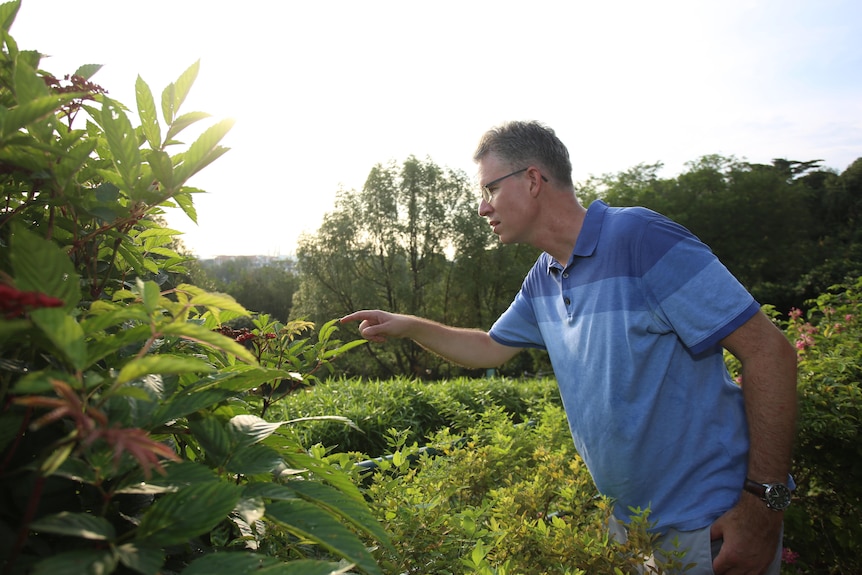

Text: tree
xmin=581 ymin=155 xmax=855 ymax=313
xmin=295 ymin=156 xmax=548 ymax=379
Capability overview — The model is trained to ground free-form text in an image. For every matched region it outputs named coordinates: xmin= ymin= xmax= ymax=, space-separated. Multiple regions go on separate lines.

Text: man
xmin=341 ymin=121 xmax=797 ymax=574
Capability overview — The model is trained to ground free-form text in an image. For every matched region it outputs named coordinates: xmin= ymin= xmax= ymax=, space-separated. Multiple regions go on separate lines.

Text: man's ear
xmin=527 ymin=166 xmax=544 ymax=198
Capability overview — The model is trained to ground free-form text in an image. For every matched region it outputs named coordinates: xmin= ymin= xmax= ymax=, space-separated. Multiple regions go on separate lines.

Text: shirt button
xmin=564 ymin=297 xmax=571 ymax=306
xmin=562 ymin=272 xmax=569 ymax=278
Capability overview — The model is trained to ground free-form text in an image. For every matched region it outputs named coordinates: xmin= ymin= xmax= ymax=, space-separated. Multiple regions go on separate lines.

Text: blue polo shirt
xmin=489 ymin=200 xmax=760 ymax=532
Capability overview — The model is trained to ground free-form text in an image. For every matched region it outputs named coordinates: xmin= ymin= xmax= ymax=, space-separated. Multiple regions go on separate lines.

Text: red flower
xmin=0 ymin=284 xmax=64 ymax=319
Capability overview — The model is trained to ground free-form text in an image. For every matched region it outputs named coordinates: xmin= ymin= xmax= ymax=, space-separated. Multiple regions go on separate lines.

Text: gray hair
xmin=472 ymin=120 xmax=573 ymax=187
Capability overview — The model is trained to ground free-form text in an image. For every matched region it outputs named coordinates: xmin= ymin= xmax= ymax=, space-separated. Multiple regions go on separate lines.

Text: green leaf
xmin=171 ymin=60 xmax=200 ymax=119
xmin=188 ymin=290 xmax=248 ymax=314
xmin=73 ymin=63 xmax=103 ymax=80
xmin=9 ymin=223 xmax=81 ymax=310
xmin=0 ymin=318 xmax=30 ymax=343
xmin=13 ymin=55 xmax=49 ymax=103
xmin=181 ymin=554 xmax=348 ymax=575
xmin=29 ymin=512 xmax=116 ymax=541
xmin=148 ymin=386 xmax=234 ymax=427
xmin=174 ymin=118 xmax=234 ymax=184
xmin=172 ymin=189 xmax=199 ymax=223
xmin=282 ymin=452 xmax=365 ymax=504
xmin=145 ymin=148 xmax=173 ymax=189
xmin=115 ymin=354 xmax=215 ymax=386
xmin=85 ymin=324 xmax=152 ymax=366
xmin=0 ymin=0 xmax=20 ymax=30
xmin=31 ymin=549 xmax=118 ymax=575
xmin=266 ymin=499 xmax=381 ymax=575
xmin=116 ymin=543 xmax=164 ymax=575
xmin=320 ymin=338 xmax=367 ymax=359
xmin=188 ymin=416 xmax=232 ymax=463
xmin=285 ymin=481 xmax=392 ymax=552
xmin=30 ymin=308 xmax=87 ymax=370
xmin=226 ymin=444 xmax=282 ymax=475
xmin=138 ymin=278 xmax=161 ymax=315
xmin=136 ymin=75 xmax=160 ymax=150
xmin=179 ymin=553 xmax=284 ymax=575
xmin=228 ymin=414 xmax=282 ymax=448
xmin=101 ymin=97 xmax=142 ymax=196
xmin=115 ymin=461 xmax=217 ymax=494
xmin=160 ymin=322 xmax=257 ymax=364
xmin=0 ymin=94 xmax=75 ymax=142
xmin=138 ymin=481 xmax=241 ymax=546
xmin=165 ymin=110 xmax=211 ymax=143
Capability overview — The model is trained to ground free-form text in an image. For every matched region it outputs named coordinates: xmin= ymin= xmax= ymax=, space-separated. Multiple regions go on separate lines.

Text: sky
xmin=11 ymin=0 xmax=862 ymax=258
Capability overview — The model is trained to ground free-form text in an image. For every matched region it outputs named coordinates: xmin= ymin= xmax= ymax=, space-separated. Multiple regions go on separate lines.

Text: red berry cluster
xmin=0 ymin=285 xmax=65 ymax=319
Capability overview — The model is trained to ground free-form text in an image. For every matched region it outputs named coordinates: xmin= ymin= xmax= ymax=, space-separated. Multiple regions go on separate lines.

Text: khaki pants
xmin=608 ymin=517 xmax=783 ymax=574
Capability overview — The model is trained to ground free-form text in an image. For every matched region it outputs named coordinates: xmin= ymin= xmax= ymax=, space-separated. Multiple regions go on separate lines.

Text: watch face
xmin=765 ymin=483 xmax=792 ymax=510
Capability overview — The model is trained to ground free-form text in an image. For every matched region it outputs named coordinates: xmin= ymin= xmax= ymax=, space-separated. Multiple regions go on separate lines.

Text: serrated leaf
xmin=173 ymin=189 xmax=199 ymax=223
xmin=31 ymin=549 xmax=118 ymax=575
xmin=266 ymin=499 xmax=381 ymax=575
xmin=284 ymin=481 xmax=392 ymax=552
xmin=101 ymin=97 xmax=142 ymax=197
xmin=174 ymin=118 xmax=234 ymax=184
xmin=115 ymin=461 xmax=217 ymax=494
xmin=148 ymin=387 xmax=234 ymax=427
xmin=29 ymin=512 xmax=116 ymax=541
xmin=116 ymin=543 xmax=164 ymax=575
xmin=172 ymin=60 xmax=200 ymax=117
xmin=181 ymin=554 xmax=349 ymax=575
xmin=115 ymin=354 xmax=214 ymax=386
xmin=188 ymin=416 xmax=232 ymax=463
xmin=30 ymin=308 xmax=87 ymax=370
xmin=138 ymin=278 xmax=161 ymax=315
xmin=179 ymin=553 xmax=285 ymax=575
xmin=165 ymin=110 xmax=211 ymax=143
xmin=281 ymin=452 xmax=365 ymax=504
xmin=73 ymin=63 xmax=103 ymax=80
xmin=145 ymin=148 xmax=173 ymax=189
xmin=228 ymin=415 xmax=282 ymax=448
xmin=136 ymin=75 xmax=160 ymax=150
xmin=0 ymin=94 xmax=74 ymax=142
xmin=9 ymin=223 xmax=80 ymax=310
xmin=159 ymin=322 xmax=257 ymax=364
xmin=226 ymin=443 xmax=282 ymax=475
xmin=188 ymin=290 xmax=248 ymax=314
xmin=138 ymin=481 xmax=241 ymax=546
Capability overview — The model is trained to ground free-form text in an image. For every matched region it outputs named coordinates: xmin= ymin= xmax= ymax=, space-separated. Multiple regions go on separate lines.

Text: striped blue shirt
xmin=489 ymin=200 xmax=760 ymax=532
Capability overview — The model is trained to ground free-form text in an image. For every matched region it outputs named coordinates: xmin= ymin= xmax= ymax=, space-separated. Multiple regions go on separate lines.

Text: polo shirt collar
xmin=546 ymin=200 xmax=608 ymax=273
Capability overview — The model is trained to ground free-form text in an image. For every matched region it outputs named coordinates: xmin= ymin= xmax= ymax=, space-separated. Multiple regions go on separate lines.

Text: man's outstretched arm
xmin=340 ymin=310 xmax=521 ymax=369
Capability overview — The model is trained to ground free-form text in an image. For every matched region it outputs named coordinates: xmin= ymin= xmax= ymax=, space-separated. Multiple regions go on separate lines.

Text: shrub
xmin=782 ymin=276 xmax=862 ymax=574
xmin=0 ymin=4 xmax=388 ymax=573
xmin=271 ymin=376 xmax=561 ymax=456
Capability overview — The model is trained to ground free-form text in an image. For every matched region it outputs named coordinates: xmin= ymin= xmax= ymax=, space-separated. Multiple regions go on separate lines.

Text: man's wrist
xmin=743 ymin=477 xmax=793 ymax=511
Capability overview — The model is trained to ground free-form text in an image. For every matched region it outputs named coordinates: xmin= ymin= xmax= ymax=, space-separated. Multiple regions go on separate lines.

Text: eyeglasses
xmin=480 ymin=167 xmax=548 ymax=203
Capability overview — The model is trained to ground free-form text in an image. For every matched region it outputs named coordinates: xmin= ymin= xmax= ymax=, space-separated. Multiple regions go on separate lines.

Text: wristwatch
xmin=744 ymin=477 xmax=792 ymax=511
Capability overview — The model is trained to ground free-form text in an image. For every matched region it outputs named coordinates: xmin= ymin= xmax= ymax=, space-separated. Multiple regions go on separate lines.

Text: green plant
xmin=781 ymin=276 xmax=862 ymax=574
xmin=361 ymin=405 xmax=687 ymax=574
xmin=0 ymin=3 xmax=388 ymax=573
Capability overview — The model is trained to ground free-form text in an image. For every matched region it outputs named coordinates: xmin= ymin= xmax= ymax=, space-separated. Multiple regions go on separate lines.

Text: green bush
xmin=271 ymin=376 xmax=561 ymax=456
xmin=0 ymin=4 xmax=388 ymax=573
xmin=360 ymin=405 xmax=687 ymax=575
xmin=782 ymin=276 xmax=862 ymax=574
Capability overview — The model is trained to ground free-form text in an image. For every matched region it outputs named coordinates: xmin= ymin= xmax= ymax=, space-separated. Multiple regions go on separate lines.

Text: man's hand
xmin=340 ymin=310 xmax=408 ymax=343
xmin=340 ymin=309 xmax=521 ymax=368
xmin=710 ymin=492 xmax=782 ymax=574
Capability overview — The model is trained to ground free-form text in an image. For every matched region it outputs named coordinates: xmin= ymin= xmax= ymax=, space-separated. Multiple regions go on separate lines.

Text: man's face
xmin=476 ymin=155 xmax=536 ymax=244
